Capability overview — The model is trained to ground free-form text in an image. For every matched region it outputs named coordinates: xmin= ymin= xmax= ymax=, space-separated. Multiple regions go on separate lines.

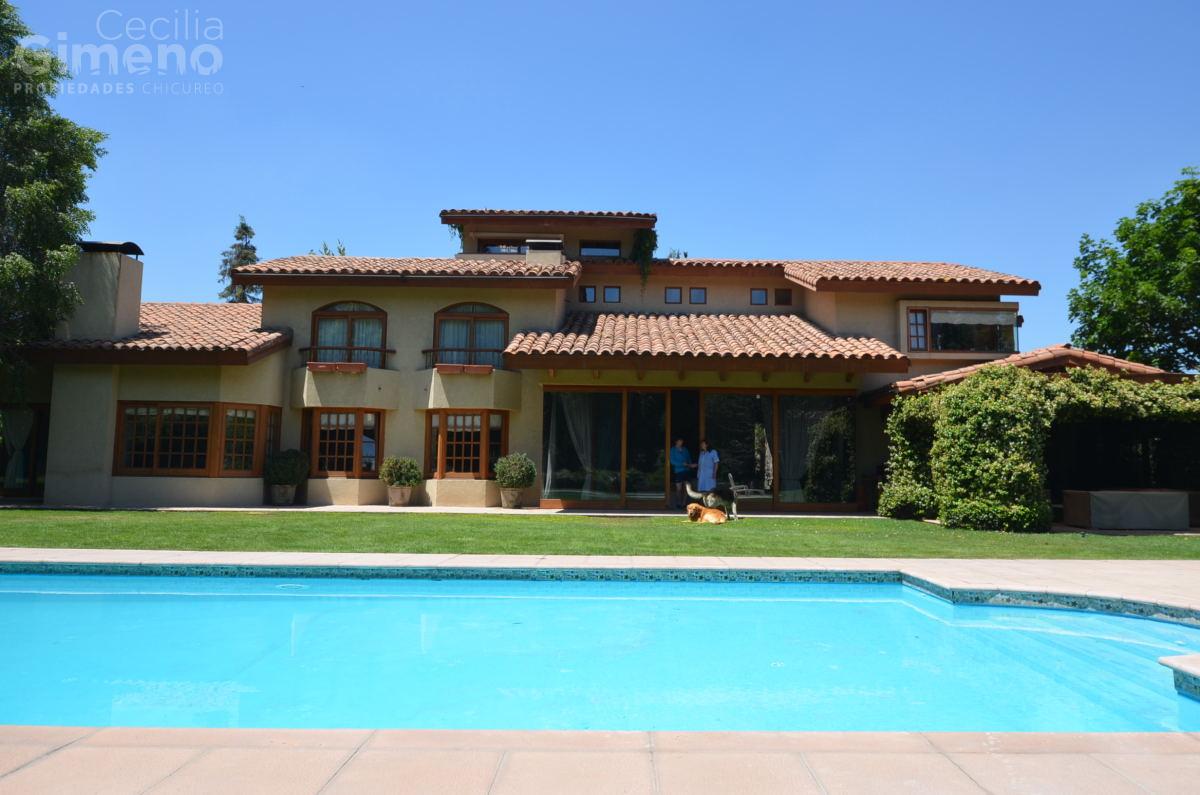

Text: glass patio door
xmin=624 ymin=391 xmax=667 ymax=502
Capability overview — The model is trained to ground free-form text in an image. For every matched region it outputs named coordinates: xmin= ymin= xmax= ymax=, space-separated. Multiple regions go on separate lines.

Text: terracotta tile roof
xmin=234 ymin=255 xmax=581 ymax=281
xmin=440 ymin=209 xmax=656 ymax=221
xmin=891 ymin=344 xmax=1181 ymax=394
xmin=579 ymin=258 xmax=1039 ymax=293
xmin=506 ymin=312 xmax=905 ymax=365
xmin=34 ymin=303 xmax=291 ymax=363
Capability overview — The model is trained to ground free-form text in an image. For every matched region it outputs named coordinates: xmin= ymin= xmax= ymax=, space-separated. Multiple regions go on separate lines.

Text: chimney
xmin=525 ymin=238 xmax=564 ymax=267
xmin=57 ymin=242 xmax=144 ymax=341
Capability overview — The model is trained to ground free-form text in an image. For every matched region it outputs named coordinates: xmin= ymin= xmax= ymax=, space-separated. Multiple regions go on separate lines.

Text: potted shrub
xmin=494 ymin=452 xmax=536 ymax=509
xmin=265 ymin=449 xmax=308 ymax=506
xmin=380 ymin=456 xmax=422 ymax=506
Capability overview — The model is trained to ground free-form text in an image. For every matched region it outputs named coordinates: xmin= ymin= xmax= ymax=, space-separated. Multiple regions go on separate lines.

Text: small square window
xmin=750 ymin=288 xmax=767 ymax=305
xmin=664 ymin=286 xmax=682 ymax=304
xmin=603 ymin=286 xmax=621 ymax=303
xmin=580 ymin=240 xmax=621 ymax=258
xmin=689 ymin=287 xmax=707 ymax=305
xmin=578 ymin=286 xmax=596 ymax=303
xmin=775 ymin=288 xmax=793 ymax=306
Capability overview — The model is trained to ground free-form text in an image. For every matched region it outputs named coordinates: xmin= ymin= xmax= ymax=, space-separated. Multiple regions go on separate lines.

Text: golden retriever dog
xmin=686 ymin=502 xmax=728 ymax=524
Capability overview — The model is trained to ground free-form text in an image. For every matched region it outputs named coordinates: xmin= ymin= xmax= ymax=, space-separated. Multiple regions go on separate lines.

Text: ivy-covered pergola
xmin=878 ymin=361 xmax=1199 ymax=532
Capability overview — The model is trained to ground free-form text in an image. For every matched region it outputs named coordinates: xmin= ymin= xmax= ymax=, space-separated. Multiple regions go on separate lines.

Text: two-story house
xmin=7 ymin=208 xmax=1054 ymax=510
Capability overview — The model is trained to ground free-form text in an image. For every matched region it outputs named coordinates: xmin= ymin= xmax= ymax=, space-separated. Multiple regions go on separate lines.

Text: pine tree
xmin=218 ymin=216 xmax=259 ymax=303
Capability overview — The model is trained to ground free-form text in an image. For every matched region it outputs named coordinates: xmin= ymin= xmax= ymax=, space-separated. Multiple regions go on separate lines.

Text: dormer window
xmin=478 ymin=239 xmax=528 ymax=254
xmin=580 ymin=240 xmax=622 ymax=258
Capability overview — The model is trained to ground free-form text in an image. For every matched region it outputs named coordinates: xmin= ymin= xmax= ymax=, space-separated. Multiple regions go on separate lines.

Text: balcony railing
xmin=423 ymin=348 xmax=505 ymax=370
xmin=299 ymin=346 xmax=395 ymax=369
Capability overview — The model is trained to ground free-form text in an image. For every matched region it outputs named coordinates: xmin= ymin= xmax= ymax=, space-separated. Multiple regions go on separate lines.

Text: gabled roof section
xmin=890 ymin=344 xmax=1182 ymax=395
xmin=505 ymin=312 xmax=908 ymax=372
xmin=578 ymin=258 xmax=1040 ymax=295
xmin=233 ymin=255 xmax=580 ymax=287
xmin=31 ymin=303 xmax=292 ymax=365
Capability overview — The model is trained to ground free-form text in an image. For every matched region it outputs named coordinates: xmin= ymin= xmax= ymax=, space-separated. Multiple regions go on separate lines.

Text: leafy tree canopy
xmin=0 ymin=0 xmax=106 ymax=390
xmin=310 ymin=240 xmax=346 ymax=256
xmin=1068 ymin=167 xmax=1200 ymax=372
xmin=217 ymin=215 xmax=259 ymax=303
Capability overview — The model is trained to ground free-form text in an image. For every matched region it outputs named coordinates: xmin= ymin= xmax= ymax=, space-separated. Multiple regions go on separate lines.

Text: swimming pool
xmin=2 ymin=573 xmax=1198 ymax=731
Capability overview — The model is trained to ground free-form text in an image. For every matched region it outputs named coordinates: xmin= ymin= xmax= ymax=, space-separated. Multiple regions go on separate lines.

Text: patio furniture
xmin=1062 ymin=489 xmax=1191 ymax=531
xmin=728 ymin=473 xmax=769 ymax=499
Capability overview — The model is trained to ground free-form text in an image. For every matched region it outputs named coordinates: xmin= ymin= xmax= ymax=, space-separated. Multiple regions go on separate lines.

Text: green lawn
xmin=0 ymin=509 xmax=1196 ymax=559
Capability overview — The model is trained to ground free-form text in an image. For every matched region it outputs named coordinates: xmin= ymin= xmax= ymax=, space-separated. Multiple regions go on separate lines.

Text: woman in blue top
xmin=697 ymin=439 xmax=720 ymax=492
xmin=669 ymin=438 xmax=695 ymax=509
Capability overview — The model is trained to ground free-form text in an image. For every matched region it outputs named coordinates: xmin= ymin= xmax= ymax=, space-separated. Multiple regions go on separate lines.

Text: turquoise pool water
xmin=1 ymin=574 xmax=1199 ymax=731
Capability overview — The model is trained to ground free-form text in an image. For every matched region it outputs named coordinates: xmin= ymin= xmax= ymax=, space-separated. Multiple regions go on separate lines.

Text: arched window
xmin=310 ymin=302 xmax=387 ymax=368
xmin=431 ymin=303 xmax=508 ymax=368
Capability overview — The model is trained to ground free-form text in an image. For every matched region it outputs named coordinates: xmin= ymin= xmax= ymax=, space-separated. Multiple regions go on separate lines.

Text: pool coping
xmin=3 ymin=547 xmax=1200 ymax=702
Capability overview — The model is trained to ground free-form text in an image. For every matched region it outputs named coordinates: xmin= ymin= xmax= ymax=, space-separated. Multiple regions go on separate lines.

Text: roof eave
xmin=504 ymin=352 xmax=910 ymax=374
xmin=232 ymin=272 xmax=577 ymax=289
xmin=789 ymin=277 xmax=1042 ymax=296
xmin=26 ymin=332 xmax=293 ymax=366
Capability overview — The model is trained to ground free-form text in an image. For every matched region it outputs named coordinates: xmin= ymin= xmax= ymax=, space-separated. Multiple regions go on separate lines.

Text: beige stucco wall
xmin=420 ymin=478 xmax=501 ymax=508
xmin=457 ymin=223 xmax=641 ymax=261
xmin=58 ymin=252 xmax=143 ymax=341
xmin=305 ymin=477 xmax=386 ymax=506
xmin=291 ymin=366 xmax=404 ymax=410
xmin=420 ymin=369 xmax=523 ymax=411
xmin=117 ymin=351 xmax=288 ymax=406
xmin=110 ymin=477 xmax=264 ymax=507
xmin=43 ymin=365 xmax=119 ymax=506
xmin=568 ymin=271 xmax=800 ymax=315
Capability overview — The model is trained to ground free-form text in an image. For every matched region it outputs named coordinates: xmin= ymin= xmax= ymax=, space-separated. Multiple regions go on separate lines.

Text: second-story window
xmin=907 ymin=309 xmax=928 ymax=351
xmin=433 ymin=303 xmax=508 ymax=368
xmin=580 ymin=240 xmax=621 ymax=258
xmin=664 ymin=286 xmax=682 ymax=304
xmin=603 ymin=286 xmax=621 ymax=303
xmin=775 ymin=288 xmax=793 ymax=306
xmin=478 ymin=239 xmax=528 ymax=254
xmin=689 ymin=287 xmax=707 ymax=305
xmin=579 ymin=285 xmax=596 ymax=303
xmin=750 ymin=288 xmax=767 ymax=306
xmin=311 ymin=302 xmax=387 ymax=368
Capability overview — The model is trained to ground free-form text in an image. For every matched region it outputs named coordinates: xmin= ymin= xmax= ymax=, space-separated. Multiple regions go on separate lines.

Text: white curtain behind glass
xmin=438 ymin=319 xmax=470 ymax=364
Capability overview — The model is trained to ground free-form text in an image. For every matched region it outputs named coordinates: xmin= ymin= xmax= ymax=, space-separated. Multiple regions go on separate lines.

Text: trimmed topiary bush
xmin=877 ymin=392 xmax=938 ymax=520
xmin=380 ymin=456 xmax=422 ymax=488
xmin=494 ymin=452 xmax=536 ymax=489
xmin=265 ymin=449 xmax=309 ymax=487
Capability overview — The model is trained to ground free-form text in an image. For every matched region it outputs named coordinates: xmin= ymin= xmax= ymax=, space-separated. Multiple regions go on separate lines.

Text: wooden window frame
xmin=578 ymin=285 xmax=597 ymax=303
xmin=309 ymin=408 xmax=384 ymax=479
xmin=602 ymin=286 xmax=621 ymax=304
xmin=579 ymin=240 xmax=622 ymax=258
xmin=906 ymin=305 xmax=1018 ymax=354
xmin=309 ymin=302 xmax=388 ymax=367
xmin=774 ymin=288 xmax=793 ymax=306
xmin=689 ymin=287 xmax=707 ymax=305
xmin=425 ymin=409 xmax=508 ymax=480
xmin=907 ymin=308 xmax=929 ymax=352
xmin=664 ymin=286 xmax=682 ymax=305
xmin=750 ymin=288 xmax=768 ymax=306
xmin=113 ymin=401 xmax=274 ymax=478
xmin=431 ymin=303 xmax=510 ymax=368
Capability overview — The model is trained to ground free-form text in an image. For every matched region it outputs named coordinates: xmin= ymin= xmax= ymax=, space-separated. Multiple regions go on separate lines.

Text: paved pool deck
xmin=2 ymin=549 xmax=1199 ymax=794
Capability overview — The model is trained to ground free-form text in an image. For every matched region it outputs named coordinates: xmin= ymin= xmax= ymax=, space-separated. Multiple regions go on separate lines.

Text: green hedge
xmin=877 ymin=392 xmax=938 ymax=519
xmin=879 ymin=365 xmax=1199 ymax=533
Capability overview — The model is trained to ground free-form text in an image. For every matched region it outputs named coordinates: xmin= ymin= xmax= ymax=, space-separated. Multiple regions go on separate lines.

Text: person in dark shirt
xmin=669 ymin=437 xmax=695 ymax=509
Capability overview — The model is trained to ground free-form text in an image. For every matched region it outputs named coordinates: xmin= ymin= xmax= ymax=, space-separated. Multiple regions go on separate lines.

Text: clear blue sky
xmin=24 ymin=0 xmax=1200 ymax=349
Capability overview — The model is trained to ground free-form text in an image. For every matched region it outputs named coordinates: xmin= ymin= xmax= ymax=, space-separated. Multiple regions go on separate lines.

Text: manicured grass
xmin=0 ymin=509 xmax=1196 ymax=559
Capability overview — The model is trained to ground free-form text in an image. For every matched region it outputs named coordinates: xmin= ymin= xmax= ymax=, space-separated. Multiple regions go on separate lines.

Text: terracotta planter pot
xmin=500 ymin=488 xmax=523 ymax=509
xmin=387 ymin=485 xmax=413 ymax=507
xmin=269 ymin=484 xmax=296 ymax=506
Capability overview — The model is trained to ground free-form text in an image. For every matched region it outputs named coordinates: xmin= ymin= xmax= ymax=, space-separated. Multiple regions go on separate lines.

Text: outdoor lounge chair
xmin=728 ymin=473 xmax=769 ymax=499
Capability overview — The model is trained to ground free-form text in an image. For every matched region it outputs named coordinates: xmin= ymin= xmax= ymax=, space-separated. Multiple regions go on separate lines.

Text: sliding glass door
xmin=625 ymin=391 xmax=667 ymax=501
xmin=777 ymin=395 xmax=856 ymax=504
xmin=702 ymin=393 xmax=774 ymax=504
xmin=541 ymin=391 xmax=622 ymax=501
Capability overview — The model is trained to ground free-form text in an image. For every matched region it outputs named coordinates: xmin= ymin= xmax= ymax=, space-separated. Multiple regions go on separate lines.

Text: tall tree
xmin=0 ymin=0 xmax=106 ymax=390
xmin=1068 ymin=168 xmax=1200 ymax=371
xmin=217 ymin=216 xmax=259 ymax=303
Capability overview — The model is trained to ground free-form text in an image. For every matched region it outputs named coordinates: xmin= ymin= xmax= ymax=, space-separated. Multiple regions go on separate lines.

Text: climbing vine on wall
xmin=630 ymin=228 xmax=658 ymax=284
